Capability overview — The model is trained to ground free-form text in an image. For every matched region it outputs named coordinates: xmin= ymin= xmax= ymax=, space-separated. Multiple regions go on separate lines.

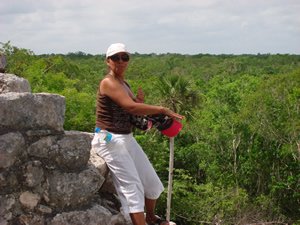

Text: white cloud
xmin=1 ymin=0 xmax=299 ymax=54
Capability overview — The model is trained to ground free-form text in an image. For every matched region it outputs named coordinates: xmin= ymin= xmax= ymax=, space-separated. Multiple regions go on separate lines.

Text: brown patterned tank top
xmin=95 ymin=81 xmax=133 ymax=134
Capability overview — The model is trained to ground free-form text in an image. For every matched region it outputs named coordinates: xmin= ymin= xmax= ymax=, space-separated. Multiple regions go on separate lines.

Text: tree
xmin=156 ymin=74 xmax=201 ymax=220
xmin=157 ymin=75 xmax=201 ymax=120
xmin=238 ymin=69 xmax=300 ymax=218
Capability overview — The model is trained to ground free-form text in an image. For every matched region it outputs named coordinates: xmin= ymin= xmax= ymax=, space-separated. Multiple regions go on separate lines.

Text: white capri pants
xmin=91 ymin=132 xmax=164 ymax=214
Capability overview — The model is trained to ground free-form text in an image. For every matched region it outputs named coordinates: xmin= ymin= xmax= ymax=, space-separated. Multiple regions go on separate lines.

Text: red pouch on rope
xmin=148 ymin=114 xmax=182 ymax=137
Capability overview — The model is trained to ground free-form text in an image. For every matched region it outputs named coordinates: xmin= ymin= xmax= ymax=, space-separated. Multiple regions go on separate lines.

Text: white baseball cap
xmin=106 ymin=43 xmax=129 ymax=58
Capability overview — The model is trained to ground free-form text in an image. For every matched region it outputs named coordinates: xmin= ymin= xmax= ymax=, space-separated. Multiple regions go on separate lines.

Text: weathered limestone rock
xmin=50 ymin=204 xmax=112 ymax=225
xmin=90 ymin=146 xmax=116 ymax=194
xmin=36 ymin=204 xmax=52 ymax=214
xmin=0 ymin=74 xmax=124 ymax=225
xmin=89 ymin=147 xmax=109 ymax=177
xmin=110 ymin=213 xmax=133 ymax=225
xmin=23 ymin=161 xmax=44 ymax=188
xmin=0 ymin=73 xmax=31 ymax=93
xmin=49 ymin=204 xmax=131 ymax=225
xmin=53 ymin=131 xmax=92 ymax=171
xmin=0 ymin=132 xmax=25 ymax=169
xmin=27 ymin=136 xmax=57 ymax=159
xmin=45 ymin=166 xmax=105 ymax=209
xmin=0 ymin=170 xmax=19 ymax=191
xmin=0 ymin=195 xmax=15 ymax=224
xmin=100 ymin=171 xmax=117 ymax=194
xmin=14 ymin=214 xmax=45 ymax=225
xmin=0 ymin=92 xmax=65 ymax=132
xmin=28 ymin=131 xmax=91 ymax=171
xmin=19 ymin=191 xmax=41 ymax=210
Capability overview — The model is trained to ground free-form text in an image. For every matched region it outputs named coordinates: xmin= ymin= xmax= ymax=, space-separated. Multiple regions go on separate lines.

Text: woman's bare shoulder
xmin=100 ymin=75 xmax=120 ymax=95
xmin=101 ymin=75 xmax=114 ymax=86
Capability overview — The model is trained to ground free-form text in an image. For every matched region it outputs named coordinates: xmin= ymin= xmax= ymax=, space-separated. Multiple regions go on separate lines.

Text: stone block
xmin=0 ymin=73 xmax=31 ymax=93
xmin=0 ymin=132 xmax=25 ymax=169
xmin=45 ymin=166 xmax=105 ymax=209
xmin=0 ymin=92 xmax=65 ymax=132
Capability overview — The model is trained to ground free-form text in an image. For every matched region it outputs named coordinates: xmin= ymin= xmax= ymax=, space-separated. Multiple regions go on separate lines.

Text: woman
xmin=92 ymin=43 xmax=183 ymax=225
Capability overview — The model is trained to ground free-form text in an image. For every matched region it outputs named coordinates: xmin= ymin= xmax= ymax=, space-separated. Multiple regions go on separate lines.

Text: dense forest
xmin=1 ymin=42 xmax=299 ymax=225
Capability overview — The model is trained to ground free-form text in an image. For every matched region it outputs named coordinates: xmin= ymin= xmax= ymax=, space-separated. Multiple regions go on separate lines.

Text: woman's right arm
xmin=100 ymin=78 xmax=183 ymax=120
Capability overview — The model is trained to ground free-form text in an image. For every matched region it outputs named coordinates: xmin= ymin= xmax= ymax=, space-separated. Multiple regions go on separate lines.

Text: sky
xmin=1 ymin=0 xmax=300 ymax=55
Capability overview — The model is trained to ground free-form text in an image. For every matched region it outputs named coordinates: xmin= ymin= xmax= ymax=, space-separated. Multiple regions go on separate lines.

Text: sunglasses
xmin=109 ymin=54 xmax=130 ymax=62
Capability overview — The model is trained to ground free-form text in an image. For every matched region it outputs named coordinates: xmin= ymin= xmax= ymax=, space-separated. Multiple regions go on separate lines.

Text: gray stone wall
xmin=0 ymin=73 xmax=130 ymax=225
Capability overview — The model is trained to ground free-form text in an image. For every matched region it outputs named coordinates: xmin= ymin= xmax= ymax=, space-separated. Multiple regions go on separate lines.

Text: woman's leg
xmin=125 ymin=136 xmax=165 ymax=224
xmin=130 ymin=212 xmax=146 ymax=225
xmin=145 ymin=198 xmax=158 ymax=223
xmin=125 ymin=135 xmax=164 ymax=200
xmin=92 ymin=133 xmax=146 ymax=221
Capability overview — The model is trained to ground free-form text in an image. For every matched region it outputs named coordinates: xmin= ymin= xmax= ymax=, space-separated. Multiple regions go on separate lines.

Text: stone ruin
xmin=0 ymin=73 xmax=131 ymax=225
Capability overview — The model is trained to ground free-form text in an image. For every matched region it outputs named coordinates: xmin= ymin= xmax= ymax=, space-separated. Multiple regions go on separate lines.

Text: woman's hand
xmin=136 ymin=87 xmax=144 ymax=103
xmin=163 ymin=107 xmax=185 ymax=121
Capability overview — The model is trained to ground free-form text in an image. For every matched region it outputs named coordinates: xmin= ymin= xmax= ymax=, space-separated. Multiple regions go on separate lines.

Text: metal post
xmin=166 ymin=137 xmax=174 ymax=221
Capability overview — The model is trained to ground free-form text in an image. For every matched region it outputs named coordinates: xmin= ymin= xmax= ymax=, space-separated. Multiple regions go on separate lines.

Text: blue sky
xmin=1 ymin=0 xmax=299 ymax=55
